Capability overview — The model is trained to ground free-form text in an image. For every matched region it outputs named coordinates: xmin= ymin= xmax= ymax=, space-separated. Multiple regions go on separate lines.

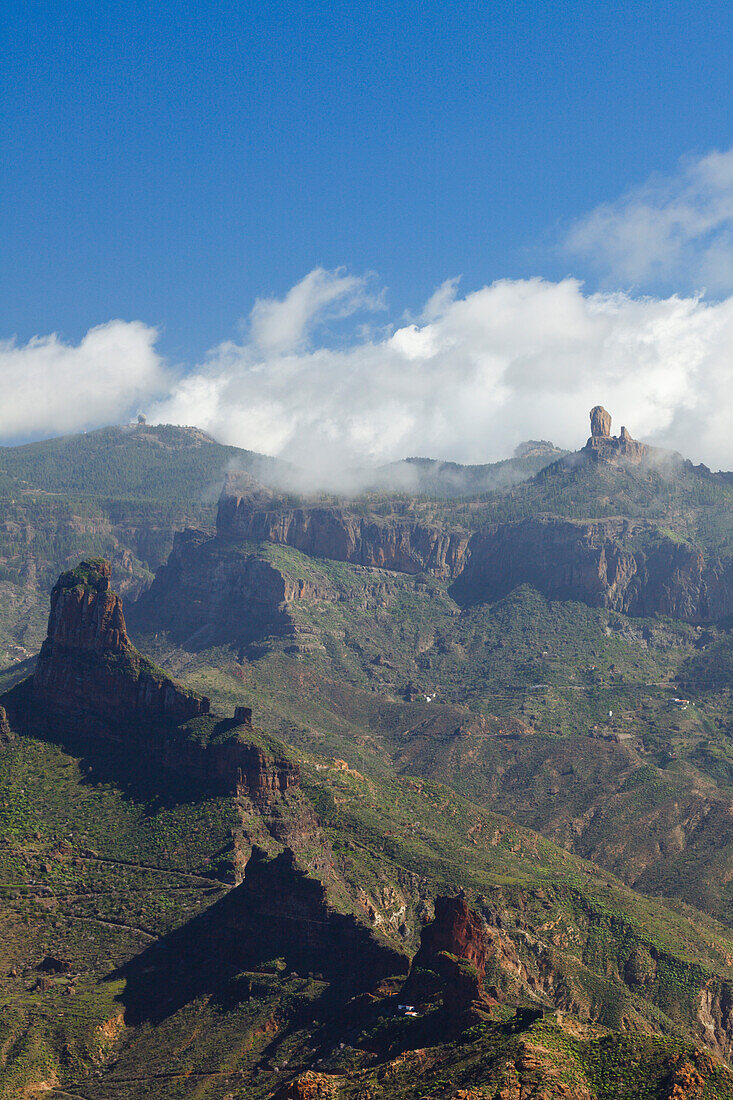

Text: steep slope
xmin=3 ymin=558 xmax=302 ymax=798
xmin=9 ymin=566 xmax=733 ymax=1095
xmin=0 ymin=422 xmax=563 ymax=665
xmin=119 ymin=406 xmax=733 ymax=938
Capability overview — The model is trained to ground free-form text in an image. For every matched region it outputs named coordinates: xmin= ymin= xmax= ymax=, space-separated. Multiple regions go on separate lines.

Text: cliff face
xmin=130 ymin=528 xmax=298 ymax=648
xmin=454 ymin=517 xmax=731 ymax=620
xmin=6 ymin=558 xmax=299 ymax=798
xmin=218 ymin=490 xmax=470 ymax=579
xmin=138 ymin=724 xmax=299 ymax=801
xmin=411 ymin=893 xmax=488 ymax=978
xmin=33 ymin=559 xmax=209 ymax=729
xmin=401 ymin=894 xmax=491 ymax=1017
xmin=187 ymin=496 xmax=733 ymax=625
xmin=133 ymin=404 xmax=733 ymax=629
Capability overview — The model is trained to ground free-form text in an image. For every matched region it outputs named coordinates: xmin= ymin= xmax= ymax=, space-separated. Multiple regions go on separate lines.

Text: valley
xmin=4 ymin=411 xmax=733 ymax=1096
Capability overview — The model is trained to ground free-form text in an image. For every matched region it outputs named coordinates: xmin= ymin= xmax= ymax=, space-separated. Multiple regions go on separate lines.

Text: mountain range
xmin=4 ymin=409 xmax=733 ymax=1097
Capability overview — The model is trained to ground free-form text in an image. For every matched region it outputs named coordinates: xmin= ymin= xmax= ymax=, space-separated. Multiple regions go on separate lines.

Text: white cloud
xmin=248 ymin=266 xmax=384 ymax=355
xmin=150 ymin=271 xmax=733 ymax=472
xmin=7 ymin=268 xmax=733 ymax=473
xmin=0 ymin=321 xmax=171 ymax=442
xmin=565 ymin=147 xmax=733 ymax=292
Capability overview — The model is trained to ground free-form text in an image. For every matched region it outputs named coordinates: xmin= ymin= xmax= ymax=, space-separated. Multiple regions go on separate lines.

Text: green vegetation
xmin=0 ymin=423 xmax=275 ymax=503
xmin=5 ymin=710 xmax=733 ymax=1096
xmin=5 ymin=424 xmax=733 ymax=1093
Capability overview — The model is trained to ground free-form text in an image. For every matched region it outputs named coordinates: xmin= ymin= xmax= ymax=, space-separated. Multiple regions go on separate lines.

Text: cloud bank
xmin=0 ymin=321 xmax=170 ymax=443
xmin=565 ymin=147 xmax=733 ymax=293
xmin=5 ymin=266 xmax=733 ymax=472
xmin=150 ymin=270 xmax=733 ymax=471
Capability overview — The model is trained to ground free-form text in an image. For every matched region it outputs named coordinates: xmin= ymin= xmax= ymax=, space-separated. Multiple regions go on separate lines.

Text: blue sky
xmin=3 ymin=0 xmax=733 ymax=356
xmin=3 ymin=1 xmax=733 ymax=466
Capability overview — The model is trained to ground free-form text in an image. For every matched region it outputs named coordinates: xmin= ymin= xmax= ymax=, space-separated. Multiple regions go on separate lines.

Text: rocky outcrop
xmin=4 ymin=559 xmax=299 ymax=797
xmin=401 ymin=893 xmax=491 ymax=1017
xmin=32 ymin=559 xmax=209 ymax=729
xmin=133 ymin=407 xmax=733 ymax=629
xmin=590 ymin=405 xmax=612 ymax=438
xmin=411 ymin=893 xmax=488 ymax=978
xmin=129 ymin=528 xmax=299 ymax=648
xmin=217 ymin=481 xmax=470 ymax=579
xmin=452 ymin=516 xmax=733 ymax=620
xmin=584 ymin=406 xmax=650 ymax=463
xmin=589 ymin=404 xmax=611 ymax=437
xmin=138 ymin=722 xmax=299 ymax=801
xmin=514 ymin=439 xmax=562 ymax=459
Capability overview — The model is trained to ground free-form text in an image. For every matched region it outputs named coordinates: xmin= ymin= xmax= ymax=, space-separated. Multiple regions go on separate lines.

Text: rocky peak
xmin=400 ymin=893 xmax=490 ymax=1017
xmin=590 ymin=405 xmax=612 ymax=438
xmin=6 ymin=559 xmax=303 ymax=799
xmin=513 ymin=439 xmax=561 ymax=459
xmin=32 ymin=558 xmax=209 ymax=730
xmin=584 ymin=406 xmax=649 ymax=464
xmin=43 ymin=558 xmax=129 ymax=655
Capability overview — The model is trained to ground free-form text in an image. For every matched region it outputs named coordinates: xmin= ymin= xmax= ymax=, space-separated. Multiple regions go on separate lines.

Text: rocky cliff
xmin=129 ymin=528 xmax=299 ymax=648
xmin=152 ymin=501 xmax=733 ymax=630
xmin=133 ymin=406 xmax=733 ymax=630
xmin=453 ymin=515 xmax=733 ymax=619
xmin=33 ymin=558 xmax=208 ymax=727
xmin=4 ymin=558 xmax=299 ymax=797
xmin=411 ymin=893 xmax=488 ymax=978
xmin=232 ymin=846 xmax=409 ymax=986
xmin=217 ymin=475 xmax=470 ymax=578
xmin=400 ymin=893 xmax=494 ymax=1020
xmin=584 ymin=404 xmax=651 ymax=463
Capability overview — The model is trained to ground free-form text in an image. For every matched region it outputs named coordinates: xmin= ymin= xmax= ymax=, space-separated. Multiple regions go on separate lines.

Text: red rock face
xmin=139 ymin=729 xmax=299 ymax=800
xmin=22 ymin=559 xmax=300 ymax=799
xmin=414 ymin=894 xmax=487 ymax=977
xmin=217 ymin=491 xmax=470 ymax=579
xmin=33 ymin=558 xmax=209 ymax=731
xmin=42 ymin=559 xmax=128 ymax=653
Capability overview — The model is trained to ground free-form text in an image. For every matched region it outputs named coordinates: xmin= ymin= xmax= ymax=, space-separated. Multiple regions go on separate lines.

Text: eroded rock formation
xmin=121 ymin=844 xmax=409 ymax=1021
xmin=4 ymin=558 xmax=298 ymax=797
xmin=133 ymin=407 xmax=733 ymax=629
xmin=585 ymin=406 xmax=650 ymax=463
xmin=33 ymin=559 xmax=208 ymax=727
xmin=453 ymin=515 xmax=733 ymax=620
xmin=234 ymin=846 xmax=409 ymax=985
xmin=590 ymin=405 xmax=612 ymax=438
xmin=401 ymin=893 xmax=492 ymax=1017
xmin=217 ymin=477 xmax=470 ymax=578
xmin=411 ymin=893 xmax=488 ymax=978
